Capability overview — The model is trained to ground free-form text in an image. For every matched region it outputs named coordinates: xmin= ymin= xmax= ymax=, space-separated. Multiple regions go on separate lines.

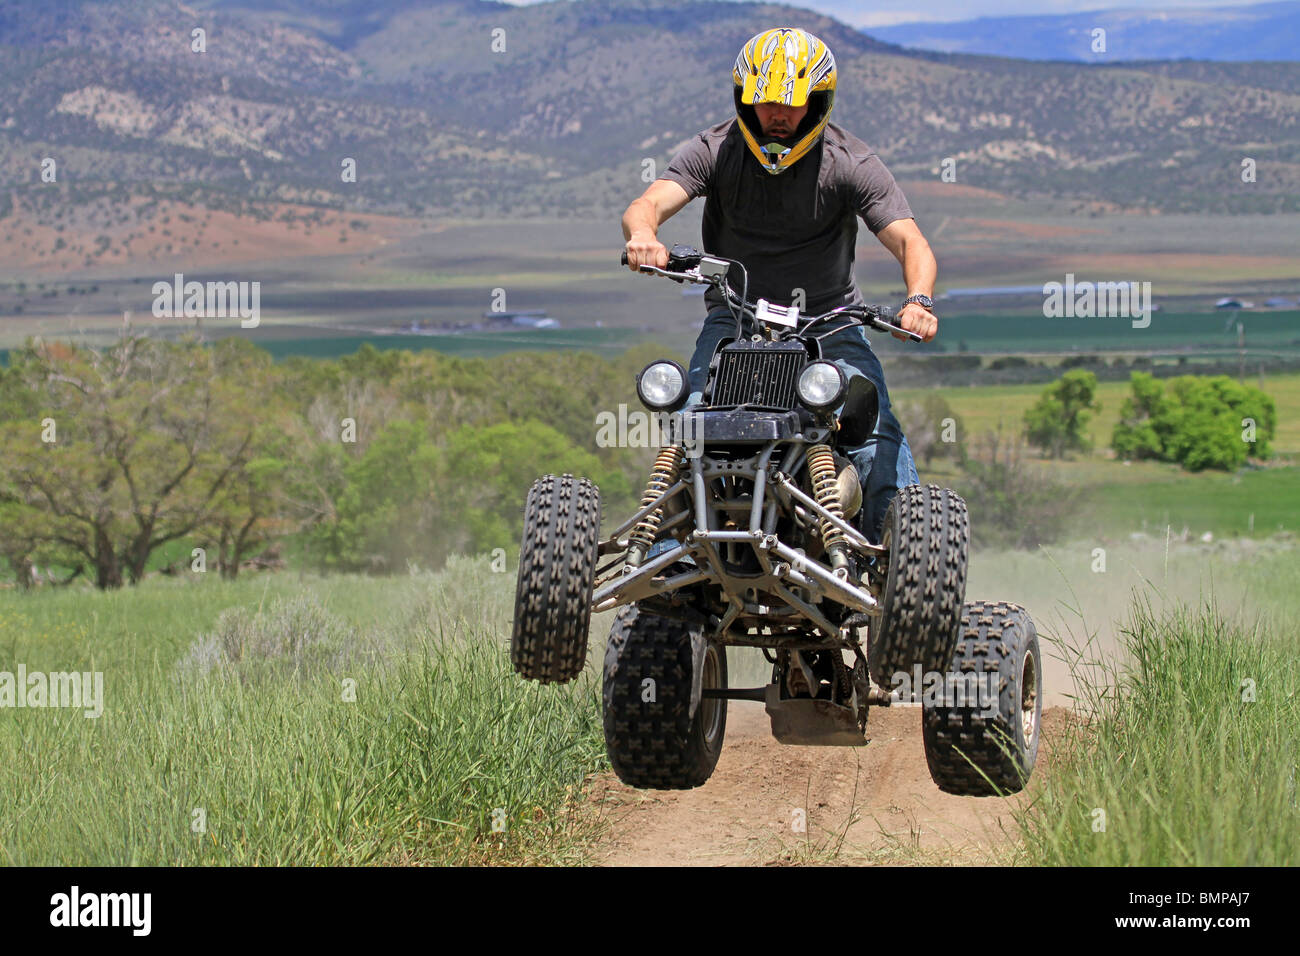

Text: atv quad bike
xmin=510 ymin=245 xmax=1041 ymax=796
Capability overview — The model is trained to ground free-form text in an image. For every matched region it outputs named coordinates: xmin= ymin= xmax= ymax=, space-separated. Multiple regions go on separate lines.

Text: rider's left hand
xmin=895 ymin=303 xmax=938 ymax=343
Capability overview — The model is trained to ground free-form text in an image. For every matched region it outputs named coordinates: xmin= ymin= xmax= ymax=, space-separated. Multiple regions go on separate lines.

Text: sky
xmin=500 ymin=0 xmax=1278 ymax=29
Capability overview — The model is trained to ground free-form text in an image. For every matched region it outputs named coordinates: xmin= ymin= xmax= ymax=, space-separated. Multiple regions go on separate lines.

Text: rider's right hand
xmin=625 ymin=234 xmax=669 ymax=272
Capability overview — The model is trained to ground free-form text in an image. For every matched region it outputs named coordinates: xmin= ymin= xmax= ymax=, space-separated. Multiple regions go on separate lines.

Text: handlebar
xmin=620 ymin=244 xmax=924 ymax=343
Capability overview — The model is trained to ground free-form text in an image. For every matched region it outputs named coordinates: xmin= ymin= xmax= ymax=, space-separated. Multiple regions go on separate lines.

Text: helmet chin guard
xmin=733 ymin=28 xmax=837 ymax=175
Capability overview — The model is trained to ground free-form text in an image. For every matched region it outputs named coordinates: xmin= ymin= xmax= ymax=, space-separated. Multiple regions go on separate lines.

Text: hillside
xmin=0 ymin=0 xmax=1297 ymax=277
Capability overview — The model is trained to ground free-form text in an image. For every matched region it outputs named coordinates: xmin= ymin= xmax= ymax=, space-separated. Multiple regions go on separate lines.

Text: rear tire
xmin=867 ymin=483 xmax=969 ymax=687
xmin=603 ymin=604 xmax=727 ymax=790
xmin=510 ymin=474 xmax=600 ymax=684
xmin=922 ymin=600 xmax=1042 ymax=796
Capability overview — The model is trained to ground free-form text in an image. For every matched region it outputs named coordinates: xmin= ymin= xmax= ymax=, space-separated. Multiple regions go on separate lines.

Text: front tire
xmin=603 ymin=605 xmax=727 ymax=790
xmin=922 ymin=600 xmax=1042 ymax=796
xmin=510 ymin=474 xmax=600 ymax=684
xmin=867 ymin=483 xmax=969 ymax=687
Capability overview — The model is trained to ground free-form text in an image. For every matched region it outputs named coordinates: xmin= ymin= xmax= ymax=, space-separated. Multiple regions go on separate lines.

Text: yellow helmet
xmin=733 ymin=28 xmax=837 ymax=175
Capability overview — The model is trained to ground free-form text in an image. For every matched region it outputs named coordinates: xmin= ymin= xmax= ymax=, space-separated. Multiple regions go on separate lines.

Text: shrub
xmin=1023 ymin=369 xmax=1100 ymax=459
xmin=1112 ymin=372 xmax=1276 ymax=470
xmin=952 ymin=429 xmax=1082 ymax=549
xmin=179 ymin=595 xmax=356 ymax=681
xmin=894 ymin=393 xmax=965 ymax=469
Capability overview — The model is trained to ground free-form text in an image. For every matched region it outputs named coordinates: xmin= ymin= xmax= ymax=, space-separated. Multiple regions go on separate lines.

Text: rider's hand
xmin=895 ymin=303 xmax=938 ymax=343
xmin=625 ymin=233 xmax=669 ymax=272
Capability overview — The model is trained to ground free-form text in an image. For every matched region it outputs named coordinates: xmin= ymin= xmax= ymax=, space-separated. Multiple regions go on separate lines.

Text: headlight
xmin=797 ymin=362 xmax=846 ymax=411
xmin=637 ymin=360 xmax=688 ymax=411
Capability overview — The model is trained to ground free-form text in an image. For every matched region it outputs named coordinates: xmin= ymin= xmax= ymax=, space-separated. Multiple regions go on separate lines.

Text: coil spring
xmin=807 ymin=443 xmax=847 ymax=554
xmin=627 ymin=443 xmax=685 ymax=553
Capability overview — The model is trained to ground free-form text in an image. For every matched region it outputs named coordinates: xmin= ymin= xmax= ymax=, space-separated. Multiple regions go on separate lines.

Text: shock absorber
xmin=626 ymin=443 xmax=685 ymax=567
xmin=807 ymin=443 xmax=850 ymax=572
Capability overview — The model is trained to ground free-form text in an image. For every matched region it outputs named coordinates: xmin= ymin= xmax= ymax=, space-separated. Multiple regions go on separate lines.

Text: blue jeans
xmin=685 ymin=305 xmax=920 ymax=540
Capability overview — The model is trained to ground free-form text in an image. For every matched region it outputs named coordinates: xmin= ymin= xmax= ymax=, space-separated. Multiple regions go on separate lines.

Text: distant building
xmin=480 ymin=308 xmax=559 ymax=329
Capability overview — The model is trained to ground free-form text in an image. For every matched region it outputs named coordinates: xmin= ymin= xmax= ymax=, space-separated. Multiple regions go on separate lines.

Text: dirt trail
xmin=588 ymin=703 xmax=1070 ymax=866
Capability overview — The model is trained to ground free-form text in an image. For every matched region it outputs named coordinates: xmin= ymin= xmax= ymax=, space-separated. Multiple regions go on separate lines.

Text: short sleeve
xmin=847 ymin=153 xmax=913 ymax=235
xmin=660 ymin=134 xmax=714 ymax=200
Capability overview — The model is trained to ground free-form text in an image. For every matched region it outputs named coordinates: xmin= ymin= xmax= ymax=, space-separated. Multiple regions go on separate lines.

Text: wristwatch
xmin=901 ymin=293 xmax=936 ymax=314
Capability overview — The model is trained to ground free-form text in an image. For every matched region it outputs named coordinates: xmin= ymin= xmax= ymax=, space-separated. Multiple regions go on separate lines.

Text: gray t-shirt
xmin=659 ymin=119 xmax=913 ymax=317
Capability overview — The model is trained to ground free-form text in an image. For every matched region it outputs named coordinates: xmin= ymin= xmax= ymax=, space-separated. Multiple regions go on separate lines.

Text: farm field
xmin=899 ymin=373 xmax=1300 ymax=542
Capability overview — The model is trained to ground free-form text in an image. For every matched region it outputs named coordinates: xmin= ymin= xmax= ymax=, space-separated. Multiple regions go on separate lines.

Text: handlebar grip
xmin=620 ymin=250 xmax=629 ymax=266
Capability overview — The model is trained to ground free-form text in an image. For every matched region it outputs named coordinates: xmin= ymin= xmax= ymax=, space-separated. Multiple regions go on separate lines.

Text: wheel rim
xmin=1020 ymin=647 xmax=1038 ymax=745
xmin=700 ymin=643 xmax=725 ymax=744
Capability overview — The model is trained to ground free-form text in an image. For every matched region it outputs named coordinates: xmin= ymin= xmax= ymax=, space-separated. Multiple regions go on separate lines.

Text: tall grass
xmin=0 ymin=559 xmax=609 ymax=865
xmin=1017 ymin=593 xmax=1299 ymax=865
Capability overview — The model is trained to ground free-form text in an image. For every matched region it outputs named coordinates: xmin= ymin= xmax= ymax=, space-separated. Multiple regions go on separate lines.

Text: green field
xmin=4 ymin=304 xmax=1295 ymax=364
xmin=1017 ymin=594 xmax=1299 ymax=865
xmin=896 ymin=373 xmax=1300 ymax=542
xmin=2 ymin=541 xmax=1295 ymax=865
xmin=0 ymin=562 xmax=612 ymax=865
xmin=929 ymin=310 xmax=1300 ymax=355
xmin=897 ymin=373 xmax=1300 ymax=457
xmin=2 ymin=341 xmax=1297 ymax=865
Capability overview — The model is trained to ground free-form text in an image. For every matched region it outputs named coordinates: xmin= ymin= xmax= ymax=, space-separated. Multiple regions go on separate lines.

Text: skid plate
xmin=764 ymin=684 xmax=868 ymax=746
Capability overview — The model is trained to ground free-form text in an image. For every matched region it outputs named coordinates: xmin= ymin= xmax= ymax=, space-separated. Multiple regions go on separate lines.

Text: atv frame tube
xmin=591 ymin=437 xmax=885 ymax=650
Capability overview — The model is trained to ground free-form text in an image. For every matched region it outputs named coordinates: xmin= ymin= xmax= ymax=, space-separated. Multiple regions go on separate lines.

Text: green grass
xmin=3 ymin=541 xmax=1296 ymax=866
xmin=1015 ymin=593 xmax=1299 ymax=865
xmin=898 ymin=373 xmax=1300 ymax=458
xmin=244 ymin=327 xmax=660 ymax=361
xmin=927 ymin=310 xmax=1300 ymax=355
xmin=900 ymin=373 xmax=1300 ymax=542
xmin=1083 ymin=466 xmax=1300 ymax=539
xmin=0 ymin=559 xmax=611 ymax=865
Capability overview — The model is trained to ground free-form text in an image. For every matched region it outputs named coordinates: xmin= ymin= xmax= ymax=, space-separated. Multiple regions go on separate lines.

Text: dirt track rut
xmin=587 ymin=702 xmax=1069 ymax=866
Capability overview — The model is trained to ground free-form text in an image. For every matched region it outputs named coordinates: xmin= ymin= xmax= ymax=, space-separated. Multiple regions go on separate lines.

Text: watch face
xmin=907 ymin=295 xmax=933 ymax=309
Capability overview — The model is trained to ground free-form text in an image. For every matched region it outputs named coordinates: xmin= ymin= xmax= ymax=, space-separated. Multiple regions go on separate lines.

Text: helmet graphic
xmin=733 ymin=28 xmax=837 ymax=175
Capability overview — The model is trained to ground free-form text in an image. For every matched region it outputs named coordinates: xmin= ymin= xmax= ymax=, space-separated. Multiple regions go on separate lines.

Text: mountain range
xmin=0 ymin=0 xmax=1296 ymax=245
xmin=866 ymin=1 xmax=1300 ymax=63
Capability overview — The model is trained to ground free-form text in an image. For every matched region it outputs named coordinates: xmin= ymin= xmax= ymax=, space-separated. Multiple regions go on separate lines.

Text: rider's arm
xmin=625 ymin=132 xmax=714 ymax=270
xmin=622 ymin=179 xmax=691 ymax=270
xmin=877 ymin=218 xmax=939 ymax=343
xmin=877 ymin=218 xmax=936 ymax=301
xmin=623 ymin=179 xmax=691 ymax=238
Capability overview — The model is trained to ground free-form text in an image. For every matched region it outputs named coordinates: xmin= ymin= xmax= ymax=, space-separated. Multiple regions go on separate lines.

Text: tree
xmin=1113 ymin=373 xmax=1276 ymax=471
xmin=1111 ymin=371 xmax=1168 ymax=461
xmin=303 ymin=418 xmax=634 ymax=573
xmin=0 ymin=336 xmax=284 ymax=588
xmin=953 ymin=428 xmax=1081 ymax=549
xmin=894 ymin=394 xmax=965 ymax=470
xmin=440 ymin=419 xmax=634 ymax=558
xmin=199 ymin=338 xmax=297 ymax=579
xmin=1023 ymin=369 xmax=1100 ymax=459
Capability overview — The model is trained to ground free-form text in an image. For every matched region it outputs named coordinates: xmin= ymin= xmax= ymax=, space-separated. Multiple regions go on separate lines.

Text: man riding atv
xmin=622 ymin=26 xmax=939 ymax=540
xmin=507 ymin=26 xmax=1042 ymax=798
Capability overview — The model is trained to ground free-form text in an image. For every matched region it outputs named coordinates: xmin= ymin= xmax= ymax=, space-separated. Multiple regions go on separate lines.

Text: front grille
xmin=709 ymin=341 xmax=807 ymax=409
